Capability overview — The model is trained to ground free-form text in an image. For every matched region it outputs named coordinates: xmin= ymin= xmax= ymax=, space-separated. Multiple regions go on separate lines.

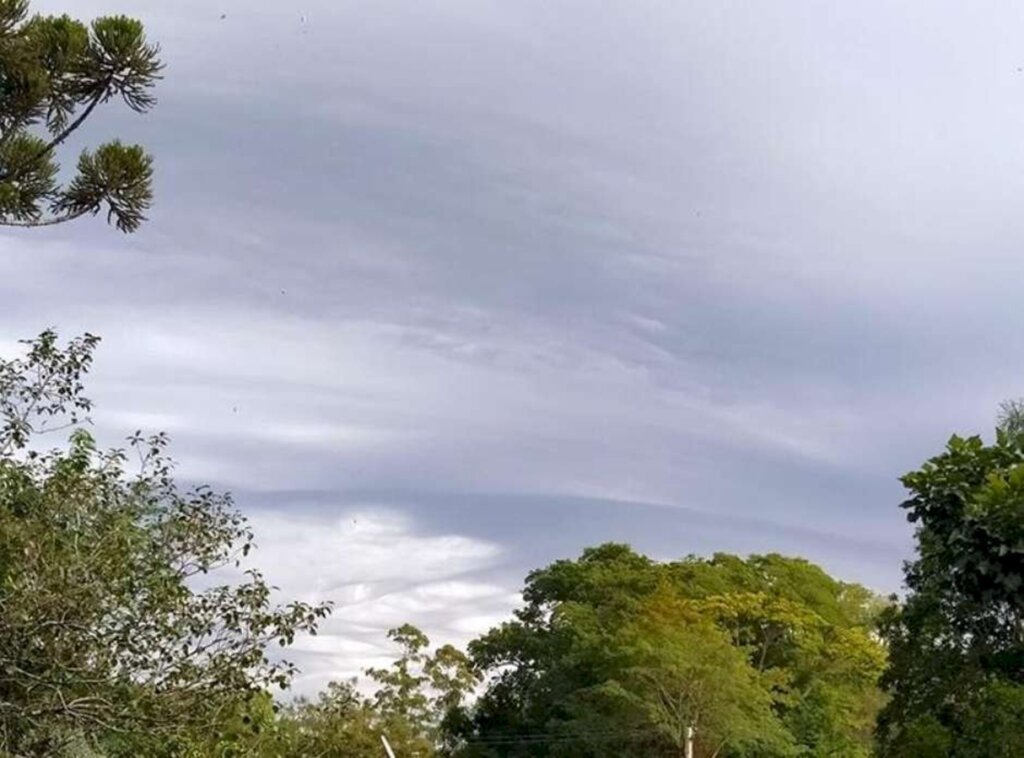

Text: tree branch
xmin=0 ymin=81 xmax=109 ymax=184
xmin=0 ymin=207 xmax=88 ymax=229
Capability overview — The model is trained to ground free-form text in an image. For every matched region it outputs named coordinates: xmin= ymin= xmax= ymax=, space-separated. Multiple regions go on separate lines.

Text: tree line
xmin=4 ymin=331 xmax=1023 ymax=756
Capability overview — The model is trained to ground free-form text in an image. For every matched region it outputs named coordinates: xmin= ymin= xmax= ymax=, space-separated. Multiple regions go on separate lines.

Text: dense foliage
xmin=219 ymin=548 xmax=885 ymax=758
xmin=0 ymin=332 xmax=331 ymax=756
xmin=877 ymin=429 xmax=1024 ymax=755
xmin=0 ymin=0 xmax=160 ymax=231
xmin=455 ymin=545 xmax=886 ymax=757
xmin=260 ymin=626 xmax=478 ymax=757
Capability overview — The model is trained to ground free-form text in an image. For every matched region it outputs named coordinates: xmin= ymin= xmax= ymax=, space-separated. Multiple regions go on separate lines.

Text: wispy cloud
xmin=10 ymin=0 xmax=1024 ymax=689
xmin=234 ymin=508 xmax=512 ymax=695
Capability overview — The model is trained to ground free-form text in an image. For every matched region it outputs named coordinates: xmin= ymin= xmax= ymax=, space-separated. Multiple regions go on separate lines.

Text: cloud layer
xmin=7 ymin=0 xmax=1024 ymax=686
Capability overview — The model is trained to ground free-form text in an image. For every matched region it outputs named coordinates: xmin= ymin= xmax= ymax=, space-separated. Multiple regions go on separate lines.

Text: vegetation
xmin=0 ymin=332 xmax=330 ymax=755
xmin=257 ymin=626 xmax=478 ymax=756
xmin=15 ymin=321 xmax=1024 ymax=758
xmin=0 ymin=332 xmax=891 ymax=756
xmin=876 ymin=426 xmax=1024 ymax=755
xmin=0 ymin=0 xmax=160 ymax=232
xmin=19 ymin=326 xmax=1024 ymax=758
xmin=457 ymin=545 xmax=885 ymax=757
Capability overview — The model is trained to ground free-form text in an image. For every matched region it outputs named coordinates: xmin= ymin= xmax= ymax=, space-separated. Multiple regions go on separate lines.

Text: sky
xmin=5 ymin=0 xmax=1024 ymax=694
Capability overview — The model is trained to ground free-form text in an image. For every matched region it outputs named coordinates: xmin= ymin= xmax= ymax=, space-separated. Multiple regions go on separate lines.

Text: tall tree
xmin=457 ymin=544 xmax=884 ymax=757
xmin=367 ymin=624 xmax=480 ymax=755
xmin=0 ymin=332 xmax=331 ymax=756
xmin=266 ymin=625 xmax=478 ymax=758
xmin=0 ymin=0 xmax=161 ymax=232
xmin=587 ymin=589 xmax=795 ymax=757
xmin=877 ymin=430 xmax=1024 ymax=755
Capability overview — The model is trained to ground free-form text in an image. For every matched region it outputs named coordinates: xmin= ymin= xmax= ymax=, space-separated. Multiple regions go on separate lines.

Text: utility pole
xmin=685 ymin=725 xmax=695 ymax=758
xmin=381 ymin=734 xmax=397 ymax=758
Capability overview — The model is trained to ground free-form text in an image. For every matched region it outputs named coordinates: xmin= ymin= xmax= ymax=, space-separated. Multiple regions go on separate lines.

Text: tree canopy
xmin=877 ymin=429 xmax=1024 ymax=755
xmin=0 ymin=0 xmax=160 ymax=232
xmin=456 ymin=544 xmax=886 ymax=757
xmin=0 ymin=332 xmax=331 ymax=755
xmin=264 ymin=626 xmax=479 ymax=757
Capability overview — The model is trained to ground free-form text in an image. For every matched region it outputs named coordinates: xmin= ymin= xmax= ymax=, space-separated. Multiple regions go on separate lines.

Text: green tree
xmin=0 ymin=332 xmax=331 ymax=756
xmin=264 ymin=625 xmax=478 ymax=758
xmin=596 ymin=590 xmax=795 ymax=757
xmin=367 ymin=624 xmax=434 ymax=730
xmin=367 ymin=624 xmax=479 ymax=756
xmin=0 ymin=0 xmax=161 ymax=232
xmin=877 ymin=430 xmax=1024 ymax=755
xmin=457 ymin=544 xmax=884 ymax=757
xmin=956 ymin=681 xmax=1024 ymax=757
xmin=268 ymin=680 xmax=389 ymax=757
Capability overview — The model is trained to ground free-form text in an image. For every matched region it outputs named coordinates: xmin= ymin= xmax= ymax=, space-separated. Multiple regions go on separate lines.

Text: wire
xmin=463 ymin=726 xmax=654 ymax=746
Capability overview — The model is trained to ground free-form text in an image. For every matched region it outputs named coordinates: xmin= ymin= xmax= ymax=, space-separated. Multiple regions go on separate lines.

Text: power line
xmin=463 ymin=726 xmax=654 ymax=746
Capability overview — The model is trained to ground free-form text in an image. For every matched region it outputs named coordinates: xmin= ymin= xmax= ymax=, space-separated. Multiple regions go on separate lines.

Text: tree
xmin=268 ymin=681 xmax=389 ymax=757
xmin=0 ymin=328 xmax=99 ymax=455
xmin=955 ymin=681 xmax=1024 ymax=757
xmin=594 ymin=590 xmax=795 ymax=757
xmin=264 ymin=625 xmax=478 ymax=758
xmin=457 ymin=544 xmax=884 ymax=757
xmin=367 ymin=624 xmax=434 ymax=731
xmin=0 ymin=331 xmax=332 ymax=755
xmin=0 ymin=0 xmax=161 ymax=232
xmin=998 ymin=398 xmax=1024 ymax=437
xmin=877 ymin=430 xmax=1024 ymax=755
xmin=366 ymin=624 xmax=480 ymax=756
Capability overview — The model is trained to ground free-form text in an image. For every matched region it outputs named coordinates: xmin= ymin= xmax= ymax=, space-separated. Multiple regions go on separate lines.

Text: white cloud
xmin=233 ymin=508 xmax=516 ymax=696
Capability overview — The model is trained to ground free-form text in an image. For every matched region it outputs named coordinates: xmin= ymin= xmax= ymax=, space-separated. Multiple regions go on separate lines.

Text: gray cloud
xmin=7 ymin=0 xmax=1024 ymax=686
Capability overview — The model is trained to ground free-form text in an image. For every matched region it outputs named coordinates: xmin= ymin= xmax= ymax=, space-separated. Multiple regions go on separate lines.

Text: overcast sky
xmin=5 ymin=0 xmax=1024 ymax=694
